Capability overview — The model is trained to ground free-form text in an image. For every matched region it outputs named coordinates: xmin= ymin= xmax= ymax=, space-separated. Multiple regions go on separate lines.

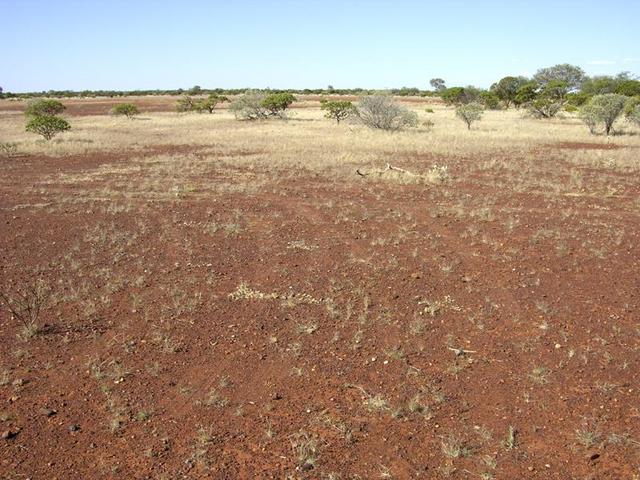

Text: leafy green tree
xmin=111 ymin=103 xmax=140 ymax=119
xmin=534 ymin=64 xmax=585 ymax=91
xmin=261 ymin=93 xmax=296 ymax=116
xmin=479 ymin=91 xmax=500 ymax=110
xmin=25 ymin=99 xmax=66 ymax=117
xmin=356 ymin=95 xmax=418 ymax=131
xmin=455 ymin=102 xmax=484 ymax=129
xmin=176 ymin=95 xmax=197 ymax=112
xmin=320 ymin=100 xmax=355 ymax=124
xmin=579 ymin=94 xmax=627 ymax=135
xmin=195 ymin=94 xmax=229 ymax=113
xmin=615 ymin=80 xmax=640 ymax=97
xmin=25 ymin=115 xmax=70 ymax=140
xmin=490 ymin=76 xmax=529 ymax=108
xmin=440 ymin=87 xmax=466 ymax=106
xmin=514 ymin=82 xmax=538 ymax=107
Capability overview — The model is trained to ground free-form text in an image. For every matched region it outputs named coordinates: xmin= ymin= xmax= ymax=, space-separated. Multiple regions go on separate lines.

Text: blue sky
xmin=1 ymin=0 xmax=638 ymax=92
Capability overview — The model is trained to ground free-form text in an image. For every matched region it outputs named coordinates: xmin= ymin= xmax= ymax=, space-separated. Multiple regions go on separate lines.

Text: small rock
xmin=301 ymin=462 xmax=314 ymax=471
xmin=40 ymin=408 xmax=57 ymax=417
xmin=2 ymin=429 xmax=19 ymax=440
xmin=273 ymin=393 xmax=283 ymax=400
xmin=589 ymin=453 xmax=600 ymax=461
xmin=68 ymin=424 xmax=80 ymax=432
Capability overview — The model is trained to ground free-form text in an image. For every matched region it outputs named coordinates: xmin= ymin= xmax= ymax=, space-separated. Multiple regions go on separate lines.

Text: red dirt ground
xmin=1 ymin=121 xmax=639 ymax=479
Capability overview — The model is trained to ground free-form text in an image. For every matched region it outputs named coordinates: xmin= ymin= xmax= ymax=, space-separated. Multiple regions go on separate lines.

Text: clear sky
xmin=1 ymin=0 xmax=638 ymax=92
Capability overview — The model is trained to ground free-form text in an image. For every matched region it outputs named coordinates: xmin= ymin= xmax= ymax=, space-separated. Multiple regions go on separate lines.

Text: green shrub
xmin=261 ymin=93 xmax=296 ymax=117
xmin=455 ymin=102 xmax=484 ymax=129
xmin=624 ymin=97 xmax=640 ymax=127
xmin=563 ymin=104 xmax=578 ymax=113
xmin=579 ymin=94 xmax=627 ymax=135
xmin=320 ymin=100 xmax=355 ymax=124
xmin=514 ymin=82 xmax=538 ymax=107
xmin=111 ymin=103 xmax=139 ymax=119
xmin=176 ymin=95 xmax=197 ymax=113
xmin=615 ymin=80 xmax=640 ymax=97
xmin=25 ymin=115 xmax=71 ymax=140
xmin=424 ymin=107 xmax=434 ymax=113
xmin=356 ymin=95 xmax=418 ymax=131
xmin=479 ymin=91 xmax=501 ymax=110
xmin=194 ymin=94 xmax=229 ymax=114
xmin=528 ymin=98 xmax=562 ymax=119
xmin=440 ymin=87 xmax=466 ymax=106
xmin=25 ymin=99 xmax=66 ymax=117
xmin=490 ymin=76 xmax=529 ymax=108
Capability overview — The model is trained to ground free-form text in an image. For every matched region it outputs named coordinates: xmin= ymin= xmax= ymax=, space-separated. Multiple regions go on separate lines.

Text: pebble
xmin=68 ymin=424 xmax=80 ymax=432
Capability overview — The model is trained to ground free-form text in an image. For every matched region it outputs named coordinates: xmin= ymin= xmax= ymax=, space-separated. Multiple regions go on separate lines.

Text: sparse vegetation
xmin=579 ymin=93 xmax=628 ymax=135
xmin=111 ymin=103 xmax=140 ymax=119
xmin=455 ymin=102 xmax=484 ymax=129
xmin=356 ymin=94 xmax=418 ymax=130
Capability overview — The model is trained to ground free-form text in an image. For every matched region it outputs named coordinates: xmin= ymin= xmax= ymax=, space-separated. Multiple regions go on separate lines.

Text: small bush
xmin=425 ymin=107 xmax=434 ymax=113
xmin=112 ymin=103 xmax=139 ymax=119
xmin=229 ymin=90 xmax=269 ymax=120
xmin=176 ymin=95 xmax=197 ymax=113
xmin=579 ymin=94 xmax=627 ymax=135
xmin=25 ymin=99 xmax=66 ymax=117
xmin=625 ymin=97 xmax=640 ymax=127
xmin=479 ymin=91 xmax=501 ymax=110
xmin=25 ymin=115 xmax=71 ymax=140
xmin=455 ymin=102 xmax=484 ymax=129
xmin=320 ymin=100 xmax=355 ymax=124
xmin=356 ymin=95 xmax=418 ymax=131
xmin=261 ymin=93 xmax=296 ymax=117
xmin=0 ymin=142 xmax=19 ymax=157
xmin=564 ymin=104 xmax=578 ymax=113
xmin=528 ymin=98 xmax=562 ymax=119
xmin=194 ymin=94 xmax=229 ymax=114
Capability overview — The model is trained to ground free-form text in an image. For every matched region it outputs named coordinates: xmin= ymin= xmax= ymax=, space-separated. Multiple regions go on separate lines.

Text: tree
xmin=356 ymin=95 xmax=418 ymax=131
xmin=615 ymin=80 xmax=640 ymax=97
xmin=440 ymin=87 xmax=466 ymax=106
xmin=25 ymin=99 xmax=66 ymax=117
xmin=320 ymin=100 xmax=355 ymax=124
xmin=229 ymin=90 xmax=269 ymax=120
xmin=514 ymin=81 xmax=538 ymax=107
xmin=455 ymin=102 xmax=484 ymax=130
xmin=479 ymin=91 xmax=500 ymax=110
xmin=579 ymin=94 xmax=627 ymax=135
xmin=490 ymin=76 xmax=529 ymax=108
xmin=176 ymin=95 xmax=197 ymax=112
xmin=111 ymin=103 xmax=140 ymax=119
xmin=430 ymin=78 xmax=446 ymax=92
xmin=528 ymin=97 xmax=562 ymax=119
xmin=533 ymin=64 xmax=585 ymax=91
xmin=261 ymin=92 xmax=296 ymax=117
xmin=626 ymin=98 xmax=640 ymax=127
xmin=25 ymin=115 xmax=71 ymax=140
xmin=195 ymin=94 xmax=229 ymax=113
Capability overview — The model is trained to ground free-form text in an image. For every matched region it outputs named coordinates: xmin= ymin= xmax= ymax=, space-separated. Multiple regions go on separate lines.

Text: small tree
xmin=320 ymin=100 xmax=355 ymax=124
xmin=112 ymin=103 xmax=139 ymax=119
xmin=579 ymin=94 xmax=627 ymax=135
xmin=176 ymin=95 xmax=197 ymax=112
xmin=194 ymin=94 xmax=229 ymax=114
xmin=440 ymin=87 xmax=466 ymax=106
xmin=229 ymin=90 xmax=269 ymax=120
xmin=430 ymin=78 xmax=446 ymax=92
xmin=528 ymin=98 xmax=563 ymax=119
xmin=26 ymin=115 xmax=71 ymax=140
xmin=479 ymin=91 xmax=500 ymax=110
xmin=25 ymin=99 xmax=66 ymax=117
xmin=514 ymin=82 xmax=538 ymax=107
xmin=455 ymin=102 xmax=484 ymax=129
xmin=356 ymin=95 xmax=418 ymax=131
xmin=490 ymin=76 xmax=529 ymax=108
xmin=625 ymin=97 xmax=640 ymax=126
xmin=261 ymin=93 xmax=296 ymax=117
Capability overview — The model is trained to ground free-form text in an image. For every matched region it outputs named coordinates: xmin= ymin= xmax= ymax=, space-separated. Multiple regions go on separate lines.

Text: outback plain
xmin=1 ymin=95 xmax=640 ymax=479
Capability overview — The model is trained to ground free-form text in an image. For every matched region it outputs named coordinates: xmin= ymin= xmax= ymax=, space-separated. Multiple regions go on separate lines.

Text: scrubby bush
xmin=579 ymin=94 xmax=627 ymax=135
xmin=528 ymin=98 xmax=562 ymax=119
xmin=320 ymin=100 xmax=355 ymax=124
xmin=624 ymin=97 xmax=640 ymax=126
xmin=356 ymin=95 xmax=418 ymax=131
xmin=615 ymin=80 xmax=640 ymax=97
xmin=490 ymin=76 xmax=529 ymax=108
xmin=479 ymin=91 xmax=500 ymax=110
xmin=261 ymin=93 xmax=296 ymax=117
xmin=229 ymin=91 xmax=268 ymax=120
xmin=25 ymin=115 xmax=71 ymax=140
xmin=194 ymin=94 xmax=228 ymax=114
xmin=455 ymin=102 xmax=484 ymax=129
xmin=112 ymin=103 xmax=139 ymax=119
xmin=440 ymin=87 xmax=466 ymax=106
xmin=514 ymin=82 xmax=538 ymax=107
xmin=176 ymin=95 xmax=197 ymax=112
xmin=25 ymin=99 xmax=66 ymax=117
